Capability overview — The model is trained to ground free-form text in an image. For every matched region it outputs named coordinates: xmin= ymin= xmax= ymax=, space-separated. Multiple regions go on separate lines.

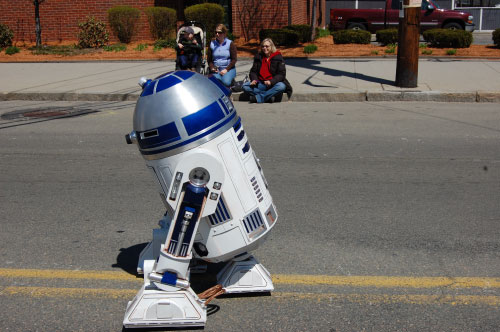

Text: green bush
xmin=259 ymin=29 xmax=300 ymax=46
xmin=303 ymin=44 xmax=318 ymax=54
xmin=184 ymin=3 xmax=224 ymax=41
xmin=0 ymin=23 xmax=14 ymax=48
xmin=446 ymin=48 xmax=457 ymax=55
xmin=134 ymin=43 xmax=148 ymax=51
xmin=284 ymin=24 xmax=311 ymax=43
xmin=30 ymin=45 xmax=80 ymax=56
xmin=153 ymin=38 xmax=176 ymax=51
xmin=493 ymin=28 xmax=500 ymax=48
xmin=376 ymin=28 xmax=398 ymax=46
xmin=103 ymin=43 xmax=127 ymax=52
xmin=421 ymin=49 xmax=433 ymax=55
xmin=385 ymin=44 xmax=396 ymax=54
xmin=77 ymin=16 xmax=109 ymax=48
xmin=144 ymin=6 xmax=176 ymax=40
xmin=316 ymin=28 xmax=331 ymax=38
xmin=422 ymin=29 xmax=472 ymax=48
xmin=5 ymin=46 xmax=20 ymax=55
xmin=108 ymin=5 xmax=140 ymax=44
xmin=332 ymin=29 xmax=371 ymax=44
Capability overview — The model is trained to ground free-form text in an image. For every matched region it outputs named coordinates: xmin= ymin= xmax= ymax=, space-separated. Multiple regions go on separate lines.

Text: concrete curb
xmin=0 ymin=92 xmax=140 ymax=102
xmin=2 ymin=91 xmax=500 ymax=103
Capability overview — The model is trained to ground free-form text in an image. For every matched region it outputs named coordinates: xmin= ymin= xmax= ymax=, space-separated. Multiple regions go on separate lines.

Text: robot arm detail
xmin=150 ymin=150 xmax=225 ymax=289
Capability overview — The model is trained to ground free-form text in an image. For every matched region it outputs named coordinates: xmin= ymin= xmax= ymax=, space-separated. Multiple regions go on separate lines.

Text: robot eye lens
xmin=189 ymin=167 xmax=210 ymax=186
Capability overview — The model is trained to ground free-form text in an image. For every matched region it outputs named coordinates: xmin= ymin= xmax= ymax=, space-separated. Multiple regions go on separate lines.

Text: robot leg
xmin=123 ymin=185 xmax=209 ymax=328
xmin=217 ymin=254 xmax=274 ymax=294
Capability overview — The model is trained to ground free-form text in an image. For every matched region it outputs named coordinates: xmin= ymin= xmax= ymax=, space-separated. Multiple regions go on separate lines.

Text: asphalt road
xmin=0 ymin=100 xmax=499 ymax=331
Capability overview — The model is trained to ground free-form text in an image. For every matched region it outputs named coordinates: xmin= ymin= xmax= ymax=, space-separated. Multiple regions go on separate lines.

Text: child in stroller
xmin=176 ymin=27 xmax=201 ymax=71
xmin=175 ymin=22 xmax=207 ymax=74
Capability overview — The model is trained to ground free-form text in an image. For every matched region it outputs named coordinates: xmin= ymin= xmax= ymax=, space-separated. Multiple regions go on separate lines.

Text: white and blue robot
xmin=123 ymin=71 xmax=278 ymax=328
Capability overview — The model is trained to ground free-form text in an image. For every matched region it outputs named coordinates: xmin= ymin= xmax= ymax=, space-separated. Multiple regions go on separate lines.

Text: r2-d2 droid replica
xmin=123 ymin=71 xmax=278 ymax=328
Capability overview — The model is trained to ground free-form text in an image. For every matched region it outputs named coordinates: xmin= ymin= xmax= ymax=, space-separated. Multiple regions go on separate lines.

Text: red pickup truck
xmin=330 ymin=0 xmax=475 ymax=33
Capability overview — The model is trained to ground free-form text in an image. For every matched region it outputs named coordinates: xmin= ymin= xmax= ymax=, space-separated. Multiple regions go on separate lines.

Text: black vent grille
xmin=242 ymin=209 xmax=266 ymax=239
xmin=208 ymin=196 xmax=232 ymax=226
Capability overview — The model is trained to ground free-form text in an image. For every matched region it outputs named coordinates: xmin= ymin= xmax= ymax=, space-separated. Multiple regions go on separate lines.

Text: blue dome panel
xmin=182 ymin=101 xmax=225 ymax=136
xmin=174 ymin=70 xmax=196 ymax=80
xmin=156 ymin=75 xmax=182 ymax=93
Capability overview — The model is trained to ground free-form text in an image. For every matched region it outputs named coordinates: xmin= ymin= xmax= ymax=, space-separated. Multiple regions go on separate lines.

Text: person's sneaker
xmin=249 ymin=95 xmax=257 ymax=103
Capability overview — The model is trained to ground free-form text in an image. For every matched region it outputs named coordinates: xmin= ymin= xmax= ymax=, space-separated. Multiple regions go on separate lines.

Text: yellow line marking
xmin=1 ymin=286 xmax=499 ymax=306
xmin=272 ymin=274 xmax=500 ymax=289
xmin=0 ymin=268 xmax=138 ymax=282
xmin=1 ymin=268 xmax=499 ymax=289
xmin=0 ymin=286 xmax=136 ymax=299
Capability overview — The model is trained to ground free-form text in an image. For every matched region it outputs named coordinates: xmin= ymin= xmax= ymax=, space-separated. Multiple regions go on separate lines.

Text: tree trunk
xmin=34 ymin=0 xmax=44 ymax=48
xmin=310 ymin=0 xmax=317 ymax=41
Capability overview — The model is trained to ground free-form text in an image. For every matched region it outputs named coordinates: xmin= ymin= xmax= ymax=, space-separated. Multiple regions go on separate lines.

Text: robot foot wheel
xmin=123 ymin=285 xmax=207 ymax=329
xmin=217 ymin=255 xmax=274 ymax=294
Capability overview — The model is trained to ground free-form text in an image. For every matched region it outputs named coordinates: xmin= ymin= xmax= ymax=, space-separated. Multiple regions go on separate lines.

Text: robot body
xmin=123 ymin=71 xmax=277 ymax=328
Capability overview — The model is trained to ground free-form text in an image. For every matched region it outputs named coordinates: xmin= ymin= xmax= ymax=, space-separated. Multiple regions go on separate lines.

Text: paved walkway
xmin=1 ymin=58 xmax=500 ymax=102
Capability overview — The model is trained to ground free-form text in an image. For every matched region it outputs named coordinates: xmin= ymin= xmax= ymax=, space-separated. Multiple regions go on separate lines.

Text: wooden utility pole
xmin=395 ymin=0 xmax=421 ymax=87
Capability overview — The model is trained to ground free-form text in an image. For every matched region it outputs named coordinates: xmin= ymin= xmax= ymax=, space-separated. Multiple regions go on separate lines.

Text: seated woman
xmin=176 ymin=27 xmax=202 ymax=71
xmin=242 ymin=38 xmax=292 ymax=103
xmin=208 ymin=24 xmax=237 ymax=87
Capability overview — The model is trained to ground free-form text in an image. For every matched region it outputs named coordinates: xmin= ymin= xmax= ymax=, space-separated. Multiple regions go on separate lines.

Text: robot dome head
xmin=126 ymin=71 xmax=238 ymax=160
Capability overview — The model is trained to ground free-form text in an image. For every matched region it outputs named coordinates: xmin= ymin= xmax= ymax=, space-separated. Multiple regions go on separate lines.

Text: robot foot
xmin=216 ymin=255 xmax=274 ymax=294
xmin=123 ymin=285 xmax=207 ymax=329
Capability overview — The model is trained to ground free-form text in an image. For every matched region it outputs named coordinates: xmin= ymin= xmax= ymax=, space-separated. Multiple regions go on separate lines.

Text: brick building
xmin=0 ymin=0 xmax=326 ymax=44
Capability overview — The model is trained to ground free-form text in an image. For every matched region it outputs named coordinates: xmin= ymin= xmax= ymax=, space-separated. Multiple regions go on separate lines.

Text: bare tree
xmin=235 ymin=0 xmax=264 ymax=41
xmin=33 ymin=0 xmax=45 ymax=48
xmin=310 ymin=0 xmax=318 ymax=41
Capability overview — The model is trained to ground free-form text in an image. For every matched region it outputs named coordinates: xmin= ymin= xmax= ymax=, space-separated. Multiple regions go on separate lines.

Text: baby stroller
xmin=175 ymin=21 xmax=207 ymax=75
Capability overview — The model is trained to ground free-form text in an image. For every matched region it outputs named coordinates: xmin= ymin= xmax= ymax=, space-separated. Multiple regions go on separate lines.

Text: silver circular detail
xmin=189 ymin=167 xmax=210 ymax=186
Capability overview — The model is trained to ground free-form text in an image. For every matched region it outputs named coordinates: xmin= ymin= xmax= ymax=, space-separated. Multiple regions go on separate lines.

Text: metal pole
xmin=395 ymin=0 xmax=421 ymax=88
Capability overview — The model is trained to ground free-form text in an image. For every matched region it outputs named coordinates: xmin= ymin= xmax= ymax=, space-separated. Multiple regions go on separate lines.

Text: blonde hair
xmin=261 ymin=38 xmax=277 ymax=53
xmin=215 ymin=24 xmax=227 ymax=35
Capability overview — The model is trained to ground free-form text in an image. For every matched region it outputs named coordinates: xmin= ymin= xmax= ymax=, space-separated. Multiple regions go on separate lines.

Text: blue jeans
xmin=212 ymin=67 xmax=236 ymax=87
xmin=179 ymin=53 xmax=199 ymax=70
xmin=242 ymin=81 xmax=286 ymax=103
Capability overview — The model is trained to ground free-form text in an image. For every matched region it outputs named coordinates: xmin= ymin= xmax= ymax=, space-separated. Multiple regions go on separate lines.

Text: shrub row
xmin=107 ymin=6 xmax=140 ymax=44
xmin=145 ymin=7 xmax=176 ymax=40
xmin=284 ymin=24 xmax=312 ymax=43
xmin=376 ymin=28 xmax=398 ymax=46
xmin=103 ymin=3 xmax=223 ymax=45
xmin=422 ymin=29 xmax=473 ymax=48
xmin=259 ymin=29 xmax=300 ymax=46
xmin=184 ymin=3 xmax=224 ymax=41
xmin=332 ymin=29 xmax=371 ymax=44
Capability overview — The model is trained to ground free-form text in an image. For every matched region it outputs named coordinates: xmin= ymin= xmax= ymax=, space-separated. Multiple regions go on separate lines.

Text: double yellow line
xmin=1 ymin=268 xmax=499 ymax=306
xmin=1 ymin=268 xmax=499 ymax=289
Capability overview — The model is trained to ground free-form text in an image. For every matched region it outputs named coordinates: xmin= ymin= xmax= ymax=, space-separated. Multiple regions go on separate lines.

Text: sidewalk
xmin=1 ymin=58 xmax=500 ymax=102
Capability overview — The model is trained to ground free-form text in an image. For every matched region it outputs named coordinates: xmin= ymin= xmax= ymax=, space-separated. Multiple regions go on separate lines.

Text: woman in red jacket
xmin=242 ymin=38 xmax=293 ymax=103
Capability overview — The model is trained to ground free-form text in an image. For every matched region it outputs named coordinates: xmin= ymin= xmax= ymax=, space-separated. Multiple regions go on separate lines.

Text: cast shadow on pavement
xmin=286 ymin=58 xmax=395 ymax=87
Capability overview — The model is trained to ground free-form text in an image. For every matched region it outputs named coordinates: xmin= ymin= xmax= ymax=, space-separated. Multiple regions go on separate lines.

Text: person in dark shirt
xmin=242 ymin=38 xmax=292 ymax=103
xmin=176 ymin=27 xmax=202 ymax=71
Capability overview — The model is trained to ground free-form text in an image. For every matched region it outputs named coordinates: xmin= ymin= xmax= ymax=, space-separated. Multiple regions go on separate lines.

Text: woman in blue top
xmin=207 ymin=24 xmax=237 ymax=87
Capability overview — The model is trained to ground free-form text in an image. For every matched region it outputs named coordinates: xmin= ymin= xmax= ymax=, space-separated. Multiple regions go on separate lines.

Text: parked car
xmin=330 ymin=0 xmax=475 ymax=33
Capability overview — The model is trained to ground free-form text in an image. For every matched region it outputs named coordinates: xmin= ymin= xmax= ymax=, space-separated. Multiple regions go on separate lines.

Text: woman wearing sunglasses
xmin=208 ymin=24 xmax=237 ymax=88
xmin=242 ymin=38 xmax=293 ymax=103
